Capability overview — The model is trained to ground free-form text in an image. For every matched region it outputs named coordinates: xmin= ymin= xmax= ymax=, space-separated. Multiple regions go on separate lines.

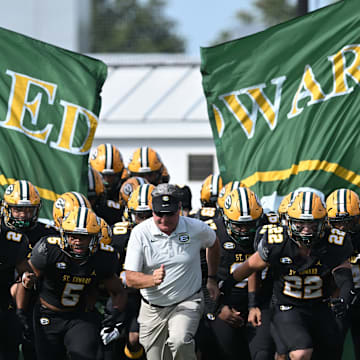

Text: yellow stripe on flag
xmin=0 ymin=175 xmax=59 ymax=201
xmin=241 ymin=160 xmax=360 ymax=189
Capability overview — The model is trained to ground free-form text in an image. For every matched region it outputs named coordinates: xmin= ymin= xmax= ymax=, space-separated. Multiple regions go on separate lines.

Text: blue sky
xmin=165 ymin=0 xmax=333 ymax=56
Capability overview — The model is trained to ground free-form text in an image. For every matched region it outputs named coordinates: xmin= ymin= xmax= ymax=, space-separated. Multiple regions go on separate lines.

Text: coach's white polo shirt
xmin=124 ymin=216 xmax=216 ymax=306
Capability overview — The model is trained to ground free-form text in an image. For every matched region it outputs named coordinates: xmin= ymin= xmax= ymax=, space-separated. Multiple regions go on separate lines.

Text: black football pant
xmin=0 ymin=308 xmax=21 ymax=360
xmin=33 ymin=303 xmax=102 ymax=360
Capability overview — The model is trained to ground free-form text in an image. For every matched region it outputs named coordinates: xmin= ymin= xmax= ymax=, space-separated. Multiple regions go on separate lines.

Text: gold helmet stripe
xmin=105 ymin=143 xmax=113 ymax=171
xmin=141 ymin=147 xmax=149 ymax=169
xmin=302 ymin=192 xmax=313 ymax=215
xmin=238 ymin=188 xmax=249 ymax=216
xmin=337 ymin=189 xmax=346 ymax=213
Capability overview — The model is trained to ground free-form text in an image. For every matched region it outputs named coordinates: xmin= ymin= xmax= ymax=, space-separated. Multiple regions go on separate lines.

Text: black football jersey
xmin=20 ymin=221 xmax=58 ymax=247
xmin=94 ymin=199 xmax=124 ymax=226
xmin=258 ymin=226 xmax=353 ymax=307
xmin=111 ymin=221 xmax=131 ymax=279
xmin=0 ymin=222 xmax=30 ymax=308
xmin=190 ymin=207 xmax=220 ymax=223
xmin=30 ymin=236 xmax=118 ymax=310
xmin=214 ymin=213 xmax=278 ymax=310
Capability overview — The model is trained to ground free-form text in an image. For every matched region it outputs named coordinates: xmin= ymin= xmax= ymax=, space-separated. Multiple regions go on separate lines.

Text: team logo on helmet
xmin=54 ymin=198 xmax=66 ymax=209
xmin=5 ymin=185 xmax=14 ymax=195
xmin=224 ymin=194 xmax=232 ymax=210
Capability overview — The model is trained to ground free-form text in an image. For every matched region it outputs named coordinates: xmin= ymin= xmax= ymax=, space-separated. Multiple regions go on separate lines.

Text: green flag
xmin=201 ymin=0 xmax=360 ymax=205
xmin=0 ymin=27 xmax=107 ymax=220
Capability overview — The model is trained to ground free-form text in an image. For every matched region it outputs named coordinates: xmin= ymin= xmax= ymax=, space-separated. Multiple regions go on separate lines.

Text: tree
xmin=212 ymin=0 xmax=297 ymax=45
xmin=90 ymin=0 xmax=186 ymax=53
xmin=212 ymin=0 xmax=341 ymax=45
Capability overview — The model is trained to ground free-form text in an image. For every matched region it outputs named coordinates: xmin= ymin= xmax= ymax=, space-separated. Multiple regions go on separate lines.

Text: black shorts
xmin=272 ymin=303 xmax=341 ymax=355
xmin=33 ymin=302 xmax=102 ymax=360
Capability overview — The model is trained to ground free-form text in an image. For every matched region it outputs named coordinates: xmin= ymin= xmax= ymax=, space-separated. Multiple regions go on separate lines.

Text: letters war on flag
xmin=201 ymin=0 xmax=360 ymax=209
xmin=0 ymin=27 xmax=107 ymax=221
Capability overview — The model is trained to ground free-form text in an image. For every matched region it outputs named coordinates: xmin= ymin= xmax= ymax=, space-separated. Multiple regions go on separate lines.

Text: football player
xmin=104 ymin=184 xmax=155 ymax=360
xmin=202 ymin=187 xmax=280 ymax=360
xmin=0 ymin=183 xmax=32 ymax=360
xmin=3 ymin=180 xmax=57 ymax=360
xmin=191 ymin=174 xmax=223 ymax=220
xmin=3 ymin=180 xmax=58 ymax=247
xmin=17 ymin=207 xmax=127 ymax=360
xmin=127 ymin=146 xmax=164 ymax=186
xmin=326 ymin=188 xmax=360 ymax=358
xmin=90 ymin=143 xmax=127 ymax=225
xmin=229 ymin=191 xmax=354 ymax=360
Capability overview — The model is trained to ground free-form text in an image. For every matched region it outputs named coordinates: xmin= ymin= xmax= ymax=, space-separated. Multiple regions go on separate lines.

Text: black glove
xmin=100 ymin=308 xmax=125 ymax=346
xmin=327 ymin=297 xmax=348 ymax=319
xmin=16 ymin=308 xmax=31 ymax=342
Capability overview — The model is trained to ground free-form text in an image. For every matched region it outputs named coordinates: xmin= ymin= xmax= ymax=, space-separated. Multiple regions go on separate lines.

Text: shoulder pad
xmin=112 ymin=221 xmax=130 ymax=236
xmin=205 ymin=219 xmax=217 ymax=231
xmin=326 ymin=227 xmax=346 ymax=246
xmin=46 ymin=236 xmax=62 ymax=246
xmin=106 ymin=200 xmax=122 ymax=210
xmin=264 ymin=212 xmax=279 ymax=225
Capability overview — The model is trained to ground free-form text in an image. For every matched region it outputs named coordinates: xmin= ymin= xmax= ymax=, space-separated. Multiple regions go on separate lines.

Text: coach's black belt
xmin=141 ymin=288 xmax=202 ymax=309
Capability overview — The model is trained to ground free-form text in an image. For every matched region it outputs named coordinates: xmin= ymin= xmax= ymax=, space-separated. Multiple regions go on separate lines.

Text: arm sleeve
xmin=30 ymin=239 xmax=49 ymax=270
xmin=257 ymin=234 xmax=271 ymax=262
xmin=333 ymin=267 xmax=355 ymax=305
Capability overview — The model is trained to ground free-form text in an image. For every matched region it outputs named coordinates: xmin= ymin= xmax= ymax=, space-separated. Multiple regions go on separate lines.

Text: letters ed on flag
xmin=201 ymin=0 xmax=360 ymax=207
xmin=0 ymin=27 xmax=107 ymax=220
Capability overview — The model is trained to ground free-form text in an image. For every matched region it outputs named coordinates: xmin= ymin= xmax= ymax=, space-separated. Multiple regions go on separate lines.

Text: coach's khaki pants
xmin=138 ymin=291 xmax=204 ymax=360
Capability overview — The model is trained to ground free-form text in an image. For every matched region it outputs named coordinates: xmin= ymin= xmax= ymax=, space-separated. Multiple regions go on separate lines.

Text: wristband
xmin=248 ymin=292 xmax=258 ymax=308
xmin=208 ymin=275 xmax=217 ymax=280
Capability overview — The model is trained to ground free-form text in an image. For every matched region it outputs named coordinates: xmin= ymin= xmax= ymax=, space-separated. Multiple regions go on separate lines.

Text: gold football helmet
xmin=287 ymin=191 xmax=327 ymax=248
xmin=127 ymin=147 xmax=163 ymax=185
xmin=119 ymin=177 xmax=149 ymax=205
xmin=278 ymin=192 xmax=296 ymax=226
xmin=60 ymin=207 xmax=101 ymax=260
xmin=89 ymin=143 xmax=125 ymax=192
xmin=99 ymin=218 xmax=112 ymax=245
xmin=53 ymin=192 xmax=91 ymax=228
xmin=3 ymin=180 xmax=41 ymax=229
xmin=223 ymin=187 xmax=263 ymax=248
xmin=200 ymin=174 xmax=224 ymax=207
xmin=217 ymin=180 xmax=243 ymax=212
xmin=127 ymin=184 xmax=155 ymax=226
xmin=326 ymin=188 xmax=360 ymax=233
xmin=88 ymin=167 xmax=105 ymax=206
